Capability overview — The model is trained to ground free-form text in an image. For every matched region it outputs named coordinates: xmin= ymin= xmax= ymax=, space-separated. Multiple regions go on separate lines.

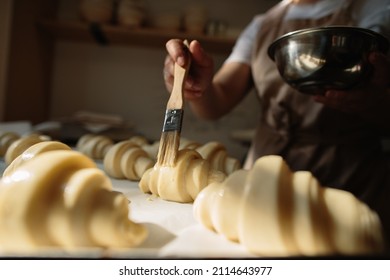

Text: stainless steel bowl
xmin=268 ymin=26 xmax=389 ymax=95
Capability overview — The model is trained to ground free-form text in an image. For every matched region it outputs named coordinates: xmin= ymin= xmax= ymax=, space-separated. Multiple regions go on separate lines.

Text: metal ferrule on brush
xmin=162 ymin=109 xmax=183 ymax=132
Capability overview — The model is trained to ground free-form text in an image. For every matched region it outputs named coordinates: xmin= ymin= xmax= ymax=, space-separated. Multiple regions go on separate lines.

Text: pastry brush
xmin=156 ymin=40 xmax=191 ymax=167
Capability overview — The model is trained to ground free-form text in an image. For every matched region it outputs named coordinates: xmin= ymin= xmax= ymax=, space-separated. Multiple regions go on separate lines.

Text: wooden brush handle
xmin=167 ymin=40 xmax=191 ymax=110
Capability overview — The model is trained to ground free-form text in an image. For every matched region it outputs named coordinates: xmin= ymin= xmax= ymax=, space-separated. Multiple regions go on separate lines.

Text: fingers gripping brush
xmin=157 ymin=40 xmax=191 ymax=167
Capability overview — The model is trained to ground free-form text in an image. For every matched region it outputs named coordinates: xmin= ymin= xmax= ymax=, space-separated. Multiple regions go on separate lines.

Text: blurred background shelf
xmin=2 ymin=0 xmax=271 ymax=160
xmin=38 ymin=19 xmax=236 ymax=54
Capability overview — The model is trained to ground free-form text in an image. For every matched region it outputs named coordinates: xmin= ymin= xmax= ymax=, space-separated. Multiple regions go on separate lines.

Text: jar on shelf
xmin=117 ymin=0 xmax=148 ymax=28
xmin=183 ymin=4 xmax=208 ymax=34
xmin=79 ymin=0 xmax=115 ymax=24
xmin=152 ymin=13 xmax=181 ymax=31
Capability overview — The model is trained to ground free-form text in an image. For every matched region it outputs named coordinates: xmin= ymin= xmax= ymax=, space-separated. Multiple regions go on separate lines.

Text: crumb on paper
xmin=146 ymin=194 xmax=158 ymax=202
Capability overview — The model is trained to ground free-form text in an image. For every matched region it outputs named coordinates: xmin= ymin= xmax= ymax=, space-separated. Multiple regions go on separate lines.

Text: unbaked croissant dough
xmin=141 ymin=141 xmax=160 ymax=160
xmin=139 ymin=149 xmax=226 ymax=203
xmin=193 ymin=155 xmax=384 ymax=256
xmin=3 ymin=141 xmax=72 ymax=177
xmin=178 ymin=139 xmax=241 ymax=174
xmin=139 ymin=138 xmax=240 ymax=174
xmin=128 ymin=135 xmax=149 ymax=146
xmin=76 ymin=134 xmax=114 ymax=160
xmin=4 ymin=134 xmax=49 ymax=166
xmin=179 ymin=138 xmax=202 ymax=150
xmin=0 ymin=131 xmax=20 ymax=157
xmin=195 ymin=141 xmax=240 ymax=174
xmin=0 ymin=150 xmax=147 ymax=250
xmin=103 ymin=140 xmax=154 ymax=181
xmin=128 ymin=136 xmax=160 ymax=164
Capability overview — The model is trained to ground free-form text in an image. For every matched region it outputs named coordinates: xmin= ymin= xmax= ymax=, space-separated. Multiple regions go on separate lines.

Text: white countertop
xmin=110 ymin=174 xmax=255 ymax=259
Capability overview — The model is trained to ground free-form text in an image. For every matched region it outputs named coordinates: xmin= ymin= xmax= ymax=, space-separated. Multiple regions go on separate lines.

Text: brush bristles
xmin=157 ymin=131 xmax=181 ymax=167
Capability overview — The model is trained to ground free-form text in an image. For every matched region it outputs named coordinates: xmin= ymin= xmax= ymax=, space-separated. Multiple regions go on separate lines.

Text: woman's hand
xmin=163 ymin=39 xmax=214 ymax=100
xmin=313 ymin=52 xmax=390 ymax=118
xmin=163 ymin=39 xmax=253 ymax=120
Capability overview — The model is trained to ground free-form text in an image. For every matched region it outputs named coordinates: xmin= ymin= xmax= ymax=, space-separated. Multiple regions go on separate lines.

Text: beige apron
xmin=246 ymin=0 xmax=390 ymax=243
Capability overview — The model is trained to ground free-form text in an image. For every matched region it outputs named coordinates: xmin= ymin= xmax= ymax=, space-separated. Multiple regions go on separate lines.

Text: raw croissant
xmin=195 ymin=141 xmax=240 ymax=174
xmin=0 ymin=131 xmax=20 ymax=157
xmin=0 ymin=150 xmax=147 ymax=250
xmin=3 ymin=141 xmax=72 ymax=177
xmin=128 ymin=136 xmax=160 ymax=163
xmin=141 ymin=141 xmax=160 ymax=160
xmin=140 ymin=138 xmax=240 ymax=174
xmin=139 ymin=149 xmax=226 ymax=203
xmin=128 ymin=135 xmax=149 ymax=146
xmin=179 ymin=138 xmax=201 ymax=150
xmin=103 ymin=140 xmax=154 ymax=181
xmin=4 ymin=134 xmax=49 ymax=165
xmin=193 ymin=155 xmax=384 ymax=256
xmin=178 ymin=139 xmax=240 ymax=174
xmin=76 ymin=134 xmax=114 ymax=160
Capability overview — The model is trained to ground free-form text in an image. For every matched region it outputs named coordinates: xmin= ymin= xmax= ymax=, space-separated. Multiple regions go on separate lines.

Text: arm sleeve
xmin=224 ymin=0 xmax=390 ymax=65
xmin=353 ymin=0 xmax=390 ymax=57
xmin=224 ymin=15 xmax=264 ymax=65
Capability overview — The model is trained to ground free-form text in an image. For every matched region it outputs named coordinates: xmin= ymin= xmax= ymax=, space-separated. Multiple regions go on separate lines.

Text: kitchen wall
xmin=0 ymin=0 xmax=13 ymax=120
xmin=49 ymin=0 xmax=279 ymax=160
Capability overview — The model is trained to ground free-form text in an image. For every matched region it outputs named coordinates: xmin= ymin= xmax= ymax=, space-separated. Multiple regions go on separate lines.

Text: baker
xmin=162 ymin=0 xmax=390 ymax=249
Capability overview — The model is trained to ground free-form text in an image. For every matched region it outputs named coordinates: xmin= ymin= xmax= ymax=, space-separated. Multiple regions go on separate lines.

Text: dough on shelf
xmin=193 ymin=155 xmax=384 ymax=256
xmin=139 ymin=148 xmax=226 ymax=203
xmin=103 ymin=140 xmax=154 ymax=181
xmin=0 ymin=150 xmax=147 ymax=251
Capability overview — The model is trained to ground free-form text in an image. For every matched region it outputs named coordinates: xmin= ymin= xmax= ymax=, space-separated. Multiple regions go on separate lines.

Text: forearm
xmin=188 ymin=62 xmax=254 ymax=121
xmin=188 ymin=82 xmax=238 ymax=120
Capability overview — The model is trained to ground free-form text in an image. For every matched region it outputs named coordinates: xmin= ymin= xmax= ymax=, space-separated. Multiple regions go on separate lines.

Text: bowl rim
xmin=267 ymin=26 xmax=390 ymax=61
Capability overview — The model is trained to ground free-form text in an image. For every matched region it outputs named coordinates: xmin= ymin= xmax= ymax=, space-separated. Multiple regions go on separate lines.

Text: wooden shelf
xmin=37 ymin=19 xmax=236 ymax=54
